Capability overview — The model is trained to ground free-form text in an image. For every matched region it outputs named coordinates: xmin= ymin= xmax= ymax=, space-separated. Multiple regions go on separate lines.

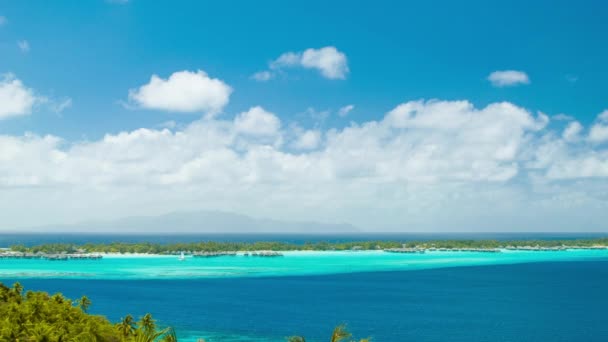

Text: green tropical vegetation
xmin=0 ymin=281 xmax=176 ymax=341
xmin=7 ymin=237 xmax=608 ymax=255
xmin=288 ymin=324 xmax=369 ymax=342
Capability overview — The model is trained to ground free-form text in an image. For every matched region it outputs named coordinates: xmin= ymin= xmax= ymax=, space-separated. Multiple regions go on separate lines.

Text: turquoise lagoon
xmin=2 ymin=249 xmax=608 ymax=279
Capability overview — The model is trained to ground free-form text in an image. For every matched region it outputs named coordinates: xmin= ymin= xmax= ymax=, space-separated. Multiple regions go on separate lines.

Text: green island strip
xmin=3 ymin=237 xmax=608 ymax=256
xmin=0 ymin=282 xmax=367 ymax=342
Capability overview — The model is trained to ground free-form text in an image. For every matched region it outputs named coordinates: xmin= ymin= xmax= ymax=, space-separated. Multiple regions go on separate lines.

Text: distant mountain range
xmin=21 ymin=210 xmax=360 ymax=234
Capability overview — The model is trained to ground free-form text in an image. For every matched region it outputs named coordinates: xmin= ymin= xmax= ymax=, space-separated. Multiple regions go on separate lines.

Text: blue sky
xmin=2 ymin=0 xmax=607 ymax=138
xmin=1 ymin=1 xmax=607 ymax=231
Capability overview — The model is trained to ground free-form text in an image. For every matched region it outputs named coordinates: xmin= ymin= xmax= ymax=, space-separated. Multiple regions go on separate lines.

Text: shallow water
xmin=1 ymin=249 xmax=608 ymax=279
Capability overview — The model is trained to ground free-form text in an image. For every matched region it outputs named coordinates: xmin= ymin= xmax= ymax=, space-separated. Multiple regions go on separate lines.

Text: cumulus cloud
xmin=2 ymin=99 xmax=608 ymax=230
xmin=292 ymin=129 xmax=321 ymax=150
xmin=545 ymin=155 xmax=608 ymax=180
xmin=589 ymin=124 xmax=608 ymax=143
xmin=0 ymin=74 xmax=38 ymax=119
xmin=598 ymin=110 xmax=608 ymax=122
xmin=338 ymin=104 xmax=355 ymax=117
xmin=234 ymin=106 xmax=281 ymax=137
xmin=17 ymin=40 xmax=30 ymax=53
xmin=588 ymin=110 xmax=608 ymax=143
xmin=0 ymin=74 xmax=73 ymax=119
xmin=253 ymin=46 xmax=349 ymax=80
xmin=488 ymin=70 xmax=530 ymax=87
xmin=128 ymin=70 xmax=232 ymax=115
xmin=298 ymin=47 xmax=349 ymax=79
xmin=562 ymin=121 xmax=583 ymax=142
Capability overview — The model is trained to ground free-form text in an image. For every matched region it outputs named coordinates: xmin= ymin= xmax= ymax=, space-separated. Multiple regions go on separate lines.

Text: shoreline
xmin=3 ymin=248 xmax=608 ymax=260
xmin=2 ymin=249 xmax=608 ymax=280
xmin=5 ymin=237 xmax=608 ymax=256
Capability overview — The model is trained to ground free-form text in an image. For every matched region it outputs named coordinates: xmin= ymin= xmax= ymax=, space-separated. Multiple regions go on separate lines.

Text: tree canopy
xmin=8 ymin=237 xmax=608 ymax=255
xmin=0 ymin=282 xmax=176 ymax=342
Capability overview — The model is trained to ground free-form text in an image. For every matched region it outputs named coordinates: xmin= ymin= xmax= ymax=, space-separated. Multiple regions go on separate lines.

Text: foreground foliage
xmin=288 ymin=324 xmax=369 ymax=342
xmin=0 ymin=282 xmax=176 ymax=341
xmin=1 ymin=282 xmax=369 ymax=342
xmin=9 ymin=237 xmax=608 ymax=255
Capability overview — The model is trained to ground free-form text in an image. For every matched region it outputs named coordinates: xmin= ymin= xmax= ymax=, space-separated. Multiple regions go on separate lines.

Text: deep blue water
xmin=2 ymin=232 xmax=606 ymax=246
xmin=5 ymin=260 xmax=608 ymax=341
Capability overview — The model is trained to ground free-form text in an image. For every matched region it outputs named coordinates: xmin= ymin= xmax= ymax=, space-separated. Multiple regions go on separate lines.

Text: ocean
xmin=4 ymin=261 xmax=608 ymax=341
xmin=2 ymin=234 xmax=608 ymax=341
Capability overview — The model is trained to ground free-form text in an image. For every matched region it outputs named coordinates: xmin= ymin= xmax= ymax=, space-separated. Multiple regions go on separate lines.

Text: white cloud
xmin=299 ymin=47 xmax=349 ymax=79
xmin=0 ymin=16 xmax=7 ymax=26
xmin=562 ymin=121 xmax=582 ymax=142
xmin=553 ymin=113 xmax=574 ymax=121
xmin=1 ymin=99 xmax=608 ymax=231
xmin=234 ymin=106 xmax=281 ymax=137
xmin=338 ymin=104 xmax=354 ymax=117
xmin=17 ymin=40 xmax=30 ymax=53
xmin=546 ymin=155 xmax=608 ymax=180
xmin=50 ymin=98 xmax=73 ymax=113
xmin=128 ymin=70 xmax=232 ymax=115
xmin=0 ymin=74 xmax=72 ymax=119
xmin=0 ymin=74 xmax=38 ymax=119
xmin=304 ymin=107 xmax=331 ymax=126
xmin=588 ymin=110 xmax=608 ymax=143
xmin=272 ymin=52 xmax=301 ymax=67
xmin=488 ymin=70 xmax=530 ymax=87
xmin=589 ymin=124 xmax=608 ymax=143
xmin=255 ymin=46 xmax=349 ymax=80
xmin=251 ymin=71 xmax=273 ymax=82
xmin=293 ymin=130 xmax=321 ymax=150
xmin=0 ymin=100 xmax=549 ymax=185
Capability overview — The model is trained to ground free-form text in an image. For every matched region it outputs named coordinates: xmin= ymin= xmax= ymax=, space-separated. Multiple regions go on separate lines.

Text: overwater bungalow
xmin=253 ymin=251 xmax=283 ymax=257
xmin=384 ymin=248 xmax=425 ymax=254
xmin=192 ymin=251 xmax=238 ymax=258
xmin=0 ymin=252 xmax=103 ymax=260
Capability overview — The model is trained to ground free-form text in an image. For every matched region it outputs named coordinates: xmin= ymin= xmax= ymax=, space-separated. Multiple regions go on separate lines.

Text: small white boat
xmin=178 ymin=252 xmax=185 ymax=261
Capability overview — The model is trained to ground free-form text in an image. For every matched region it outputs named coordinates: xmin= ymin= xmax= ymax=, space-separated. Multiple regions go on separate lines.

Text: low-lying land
xmin=4 ymin=237 xmax=608 ymax=256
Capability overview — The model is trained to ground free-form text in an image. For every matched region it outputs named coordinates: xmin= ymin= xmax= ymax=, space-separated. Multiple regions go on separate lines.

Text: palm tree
xmin=330 ymin=325 xmax=351 ymax=342
xmin=138 ymin=313 xmax=156 ymax=334
xmin=130 ymin=326 xmax=174 ymax=342
xmin=12 ymin=282 xmax=23 ymax=296
xmin=286 ymin=325 xmax=369 ymax=342
xmin=27 ymin=322 xmax=55 ymax=342
xmin=77 ymin=296 xmax=92 ymax=312
xmin=118 ymin=314 xmax=135 ymax=337
xmin=160 ymin=327 xmax=178 ymax=342
xmin=131 ymin=313 xmax=178 ymax=342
